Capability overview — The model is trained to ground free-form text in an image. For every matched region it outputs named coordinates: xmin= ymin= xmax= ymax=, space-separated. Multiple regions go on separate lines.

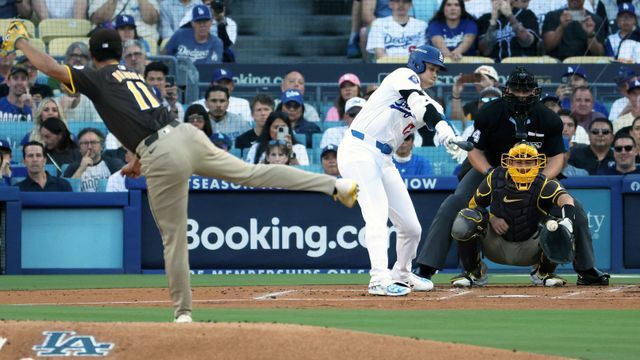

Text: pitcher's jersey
xmin=65 ymin=64 xmax=172 ymax=152
xmin=349 ymin=67 xmax=441 ymax=151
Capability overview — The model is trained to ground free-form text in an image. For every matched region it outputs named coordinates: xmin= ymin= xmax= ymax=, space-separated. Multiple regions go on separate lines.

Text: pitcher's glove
xmin=1 ymin=20 xmax=29 ymax=56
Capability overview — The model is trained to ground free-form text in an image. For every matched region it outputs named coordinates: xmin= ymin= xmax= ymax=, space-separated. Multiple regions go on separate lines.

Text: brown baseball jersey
xmin=64 ymin=64 xmax=172 ymax=151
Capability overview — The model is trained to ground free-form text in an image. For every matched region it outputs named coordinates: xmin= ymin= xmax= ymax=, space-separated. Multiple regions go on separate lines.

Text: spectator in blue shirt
xmin=0 ymin=65 xmax=33 ymax=122
xmin=427 ymin=0 xmax=478 ymax=61
xmin=16 ymin=141 xmax=72 ymax=192
xmin=393 ymin=133 xmax=433 ymax=177
xmin=0 ymin=0 xmax=32 ymax=19
xmin=164 ymin=4 xmax=223 ymax=64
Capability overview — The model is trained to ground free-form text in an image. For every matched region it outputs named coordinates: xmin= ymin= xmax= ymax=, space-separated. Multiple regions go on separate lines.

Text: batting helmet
xmin=500 ymin=142 xmax=546 ymax=191
xmin=407 ymin=45 xmax=447 ymax=74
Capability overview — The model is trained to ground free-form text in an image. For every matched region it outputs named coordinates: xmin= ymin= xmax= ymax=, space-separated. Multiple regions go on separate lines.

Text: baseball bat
xmin=448 ymin=140 xmax=474 ymax=151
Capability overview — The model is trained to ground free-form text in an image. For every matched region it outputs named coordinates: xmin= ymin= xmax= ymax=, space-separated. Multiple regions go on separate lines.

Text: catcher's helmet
xmin=407 ymin=45 xmax=447 ymax=74
xmin=500 ymin=142 xmax=546 ymax=191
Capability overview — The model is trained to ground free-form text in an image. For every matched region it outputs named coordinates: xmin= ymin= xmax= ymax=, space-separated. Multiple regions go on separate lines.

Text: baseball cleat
xmin=368 ymin=280 xmax=411 ymax=296
xmin=577 ymin=268 xmax=610 ymax=286
xmin=406 ymin=273 xmax=434 ymax=291
xmin=451 ymin=261 xmax=488 ymax=288
xmin=530 ymin=269 xmax=567 ymax=287
xmin=174 ymin=314 xmax=193 ymax=323
xmin=334 ymin=178 xmax=358 ymax=208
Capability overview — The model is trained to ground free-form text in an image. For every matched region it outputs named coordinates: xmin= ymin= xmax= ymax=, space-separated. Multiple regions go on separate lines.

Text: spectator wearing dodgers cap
xmin=321 ymin=144 xmax=340 ymax=177
xmin=277 ymin=89 xmax=321 ymax=148
xmin=613 ymin=79 xmax=640 ymax=134
xmin=325 ymin=73 xmax=362 ymax=122
xmin=558 ymin=66 xmax=609 ymax=117
xmin=163 ymin=4 xmax=223 ymax=64
xmin=115 ymin=14 xmax=151 ymax=54
xmin=604 ymin=2 xmax=640 ymax=63
xmin=320 ymin=96 xmax=366 ymax=149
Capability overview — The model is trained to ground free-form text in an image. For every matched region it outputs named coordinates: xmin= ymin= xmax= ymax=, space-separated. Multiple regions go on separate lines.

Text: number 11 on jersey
xmin=127 ymin=81 xmax=161 ymax=110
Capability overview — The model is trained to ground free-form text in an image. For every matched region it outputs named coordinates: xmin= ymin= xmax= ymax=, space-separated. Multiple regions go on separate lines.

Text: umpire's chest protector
xmin=490 ymin=168 xmax=545 ymax=242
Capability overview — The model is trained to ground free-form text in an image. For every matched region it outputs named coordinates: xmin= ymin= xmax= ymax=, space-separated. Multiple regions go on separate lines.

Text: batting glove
xmin=1 ymin=20 xmax=29 ymax=56
xmin=434 ymin=121 xmax=457 ymax=148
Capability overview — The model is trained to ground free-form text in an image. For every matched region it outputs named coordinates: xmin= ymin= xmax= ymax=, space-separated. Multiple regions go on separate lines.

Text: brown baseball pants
xmin=136 ymin=124 xmax=337 ymax=319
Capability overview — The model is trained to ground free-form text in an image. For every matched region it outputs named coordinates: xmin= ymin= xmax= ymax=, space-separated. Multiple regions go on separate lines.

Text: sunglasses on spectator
xmin=268 ymin=140 xmax=288 ymax=146
xmin=614 ymin=145 xmax=634 ymax=153
xmin=283 ymin=101 xmax=301 ymax=109
xmin=188 ymin=114 xmax=205 ymax=123
xmin=481 ymin=96 xmax=498 ymax=103
xmin=590 ymin=129 xmax=611 ymax=135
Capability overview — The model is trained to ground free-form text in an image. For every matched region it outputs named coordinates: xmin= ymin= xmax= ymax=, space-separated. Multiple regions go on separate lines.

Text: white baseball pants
xmin=338 ymin=135 xmax=422 ymax=284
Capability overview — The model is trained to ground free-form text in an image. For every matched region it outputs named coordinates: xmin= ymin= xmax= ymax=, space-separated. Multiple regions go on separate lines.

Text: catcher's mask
xmin=501 ymin=142 xmax=546 ymax=191
xmin=503 ymin=67 xmax=541 ymax=130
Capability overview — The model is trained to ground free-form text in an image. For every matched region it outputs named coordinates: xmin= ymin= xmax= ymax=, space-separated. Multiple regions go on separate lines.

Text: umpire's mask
xmin=503 ymin=67 xmax=541 ymax=128
xmin=501 ymin=142 xmax=546 ymax=191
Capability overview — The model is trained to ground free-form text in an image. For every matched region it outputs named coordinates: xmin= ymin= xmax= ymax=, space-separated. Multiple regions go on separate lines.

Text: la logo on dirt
xmin=32 ymin=331 xmax=114 ymax=356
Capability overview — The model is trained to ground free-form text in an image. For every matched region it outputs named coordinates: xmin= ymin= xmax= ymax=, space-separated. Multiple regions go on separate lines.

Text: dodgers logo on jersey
xmin=408 ymin=74 xmax=419 ymax=84
xmin=33 ymin=331 xmax=114 ymax=356
xmin=390 ymin=98 xmax=413 ymax=118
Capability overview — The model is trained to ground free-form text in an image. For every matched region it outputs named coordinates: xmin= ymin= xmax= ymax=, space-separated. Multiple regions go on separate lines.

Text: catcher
xmin=449 ymin=142 xmax=608 ymax=287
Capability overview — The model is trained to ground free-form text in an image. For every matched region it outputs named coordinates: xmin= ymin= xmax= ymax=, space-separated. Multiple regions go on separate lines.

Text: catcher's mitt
xmin=1 ymin=20 xmax=29 ymax=57
xmin=538 ymin=218 xmax=575 ymax=264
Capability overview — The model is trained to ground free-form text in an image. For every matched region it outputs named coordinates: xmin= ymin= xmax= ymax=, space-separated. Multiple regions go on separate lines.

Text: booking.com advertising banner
xmin=139 ymin=177 xmax=611 ymax=273
xmin=140 ymin=177 xmax=452 ymax=273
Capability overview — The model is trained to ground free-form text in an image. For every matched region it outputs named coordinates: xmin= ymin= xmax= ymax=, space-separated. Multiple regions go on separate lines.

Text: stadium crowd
xmin=0 ymin=0 xmax=639 ymax=192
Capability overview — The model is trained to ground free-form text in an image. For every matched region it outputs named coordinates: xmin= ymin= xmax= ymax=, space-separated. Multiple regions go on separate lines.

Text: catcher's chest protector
xmin=490 ymin=167 xmax=545 ymax=242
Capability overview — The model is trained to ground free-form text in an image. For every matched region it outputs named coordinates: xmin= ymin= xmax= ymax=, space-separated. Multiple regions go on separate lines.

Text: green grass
xmin=1 ymin=305 xmax=638 ymax=360
xmin=1 ymin=274 xmax=640 ymax=359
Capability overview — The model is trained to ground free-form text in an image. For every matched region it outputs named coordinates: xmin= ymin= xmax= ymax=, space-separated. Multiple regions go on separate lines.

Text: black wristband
xmin=561 ymin=204 xmax=575 ymax=221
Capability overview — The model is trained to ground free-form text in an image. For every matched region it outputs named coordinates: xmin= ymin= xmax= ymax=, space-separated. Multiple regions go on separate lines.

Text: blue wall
xmin=4 ymin=174 xmax=640 ymax=274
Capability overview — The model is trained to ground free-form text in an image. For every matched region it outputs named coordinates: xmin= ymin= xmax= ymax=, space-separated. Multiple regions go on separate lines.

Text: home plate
xmin=480 ymin=295 xmax=536 ymax=298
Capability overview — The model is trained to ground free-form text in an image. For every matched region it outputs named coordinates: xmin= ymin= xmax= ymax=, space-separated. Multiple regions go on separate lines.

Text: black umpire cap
xmin=89 ymin=28 xmax=123 ymax=62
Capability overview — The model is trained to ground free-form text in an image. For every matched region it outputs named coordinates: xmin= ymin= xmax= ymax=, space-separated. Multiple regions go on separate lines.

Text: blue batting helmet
xmin=407 ymin=45 xmax=447 ymax=74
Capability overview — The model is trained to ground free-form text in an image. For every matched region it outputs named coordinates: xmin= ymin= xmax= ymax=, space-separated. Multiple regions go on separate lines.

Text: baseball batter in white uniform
xmin=338 ymin=45 xmax=457 ymax=296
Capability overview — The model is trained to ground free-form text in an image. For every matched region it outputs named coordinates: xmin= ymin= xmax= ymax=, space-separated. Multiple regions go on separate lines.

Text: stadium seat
xmin=412 ymin=146 xmax=458 ymax=176
xmin=38 ymin=19 xmax=91 ymax=43
xmin=48 ymin=37 xmax=89 ymax=57
xmin=0 ymin=122 xmax=33 ymax=146
xmin=294 ymin=164 xmax=323 ymax=174
xmin=562 ymin=56 xmax=612 ymax=64
xmin=500 ymin=56 xmax=559 ymax=64
xmin=376 ymin=55 xmax=409 ymax=64
xmin=0 ymin=19 xmax=35 ymax=37
xmin=444 ymin=56 xmax=494 ymax=64
xmin=229 ymin=148 xmax=242 ymax=158
xmin=320 ymin=121 xmax=345 ymax=131
xmin=16 ymin=38 xmax=45 ymax=57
